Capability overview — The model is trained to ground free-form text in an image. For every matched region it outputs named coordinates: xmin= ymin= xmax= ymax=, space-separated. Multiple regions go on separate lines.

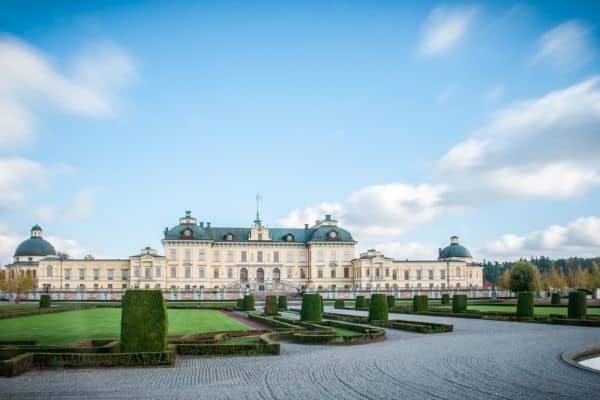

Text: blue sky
xmin=0 ymin=0 xmax=599 ymax=263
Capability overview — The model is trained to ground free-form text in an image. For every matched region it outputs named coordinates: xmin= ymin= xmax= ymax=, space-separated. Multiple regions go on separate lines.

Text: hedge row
xmin=386 ymin=295 xmax=396 ymax=309
xmin=441 ymin=294 xmax=450 ymax=305
xmin=551 ymin=293 xmax=561 ymax=305
xmin=175 ymin=335 xmax=279 ymax=356
xmin=321 ymin=312 xmax=453 ymax=334
xmin=0 ymin=340 xmax=119 ymax=361
xmin=355 ymin=295 xmax=366 ymax=309
xmin=0 ymin=351 xmax=176 ymax=377
xmin=334 ymin=300 xmax=345 ymax=309
xmin=248 ymin=313 xmax=300 ymax=331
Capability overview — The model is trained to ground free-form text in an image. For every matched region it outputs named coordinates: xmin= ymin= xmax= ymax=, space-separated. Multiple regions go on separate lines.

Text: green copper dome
xmin=439 ymin=236 xmax=472 ymax=259
xmin=14 ymin=225 xmax=56 ymax=257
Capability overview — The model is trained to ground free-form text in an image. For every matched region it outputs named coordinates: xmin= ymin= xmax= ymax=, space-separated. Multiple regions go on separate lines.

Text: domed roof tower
xmin=438 ymin=236 xmax=472 ymax=262
xmin=14 ymin=225 xmax=57 ymax=259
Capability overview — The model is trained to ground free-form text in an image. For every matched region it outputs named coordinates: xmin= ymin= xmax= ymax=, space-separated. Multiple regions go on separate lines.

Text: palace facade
xmin=3 ymin=211 xmax=483 ymax=292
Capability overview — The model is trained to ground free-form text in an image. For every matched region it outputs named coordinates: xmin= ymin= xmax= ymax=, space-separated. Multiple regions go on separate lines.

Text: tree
xmin=543 ymin=266 xmax=567 ymax=290
xmin=567 ymin=267 xmax=590 ymax=289
xmin=0 ymin=273 xmax=37 ymax=303
xmin=496 ymin=269 xmax=511 ymax=289
xmin=509 ymin=261 xmax=541 ymax=293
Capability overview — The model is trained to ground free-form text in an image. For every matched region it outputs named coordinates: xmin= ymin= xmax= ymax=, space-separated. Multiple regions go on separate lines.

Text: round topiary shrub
xmin=452 ymin=294 xmax=467 ymax=313
xmin=368 ymin=294 xmax=388 ymax=322
xmin=243 ymin=295 xmax=255 ymax=311
xmin=300 ymin=294 xmax=323 ymax=322
xmin=277 ymin=295 xmax=288 ymax=311
xmin=386 ymin=295 xmax=396 ymax=309
xmin=413 ymin=295 xmax=428 ymax=312
xmin=264 ymin=295 xmax=279 ymax=316
xmin=355 ymin=295 xmax=366 ymax=309
xmin=39 ymin=294 xmax=51 ymax=308
xmin=551 ymin=292 xmax=561 ymax=305
xmin=516 ymin=292 xmax=534 ymax=318
xmin=568 ymin=291 xmax=587 ymax=319
xmin=334 ymin=299 xmax=345 ymax=309
xmin=441 ymin=294 xmax=450 ymax=305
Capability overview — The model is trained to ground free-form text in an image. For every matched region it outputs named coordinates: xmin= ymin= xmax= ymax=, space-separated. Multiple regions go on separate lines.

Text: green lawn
xmin=435 ymin=305 xmax=600 ymax=316
xmin=331 ymin=326 xmax=363 ymax=337
xmin=0 ymin=308 xmax=249 ymax=345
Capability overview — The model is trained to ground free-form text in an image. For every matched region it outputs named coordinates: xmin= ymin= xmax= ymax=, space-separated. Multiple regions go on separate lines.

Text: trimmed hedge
xmin=355 ymin=295 xmax=366 ymax=309
xmin=175 ymin=335 xmax=279 ymax=356
xmin=386 ymin=295 xmax=396 ymax=309
xmin=322 ymin=312 xmax=453 ymax=334
xmin=300 ymin=294 xmax=323 ymax=322
xmin=243 ymin=295 xmax=255 ymax=311
xmin=413 ymin=295 xmax=428 ymax=312
xmin=39 ymin=295 xmax=51 ymax=308
xmin=516 ymin=292 xmax=534 ymax=318
xmin=568 ymin=291 xmax=587 ymax=319
xmin=334 ymin=300 xmax=345 ymax=309
xmin=441 ymin=294 xmax=450 ymax=305
xmin=264 ymin=295 xmax=279 ymax=316
xmin=277 ymin=295 xmax=288 ymax=311
xmin=368 ymin=294 xmax=388 ymax=322
xmin=236 ymin=298 xmax=244 ymax=310
xmin=452 ymin=295 xmax=467 ymax=313
xmin=120 ymin=290 xmax=168 ymax=353
xmin=551 ymin=293 xmax=561 ymax=305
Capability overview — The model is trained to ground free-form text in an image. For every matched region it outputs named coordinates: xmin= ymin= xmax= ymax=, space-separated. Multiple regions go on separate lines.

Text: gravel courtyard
xmin=1 ymin=308 xmax=598 ymax=399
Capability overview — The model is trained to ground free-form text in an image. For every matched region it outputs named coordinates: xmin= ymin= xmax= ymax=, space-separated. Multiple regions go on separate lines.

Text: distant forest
xmin=482 ymin=256 xmax=600 ymax=288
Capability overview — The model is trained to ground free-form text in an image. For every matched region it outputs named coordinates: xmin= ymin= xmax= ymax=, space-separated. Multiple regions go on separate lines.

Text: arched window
xmin=273 ymin=268 xmax=280 ymax=283
xmin=256 ymin=268 xmax=264 ymax=283
xmin=46 ymin=265 xmax=53 ymax=277
xmin=240 ymin=268 xmax=248 ymax=282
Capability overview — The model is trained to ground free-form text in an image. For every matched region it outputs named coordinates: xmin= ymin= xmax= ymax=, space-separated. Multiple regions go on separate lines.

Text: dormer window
xmin=285 ymin=234 xmax=294 ymax=242
xmin=182 ymin=228 xmax=193 ymax=239
xmin=328 ymin=230 xmax=337 ymax=240
xmin=225 ymin=233 xmax=233 ymax=241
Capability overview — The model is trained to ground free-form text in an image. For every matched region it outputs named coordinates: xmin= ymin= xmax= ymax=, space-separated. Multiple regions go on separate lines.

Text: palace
xmin=3 ymin=211 xmax=483 ymax=292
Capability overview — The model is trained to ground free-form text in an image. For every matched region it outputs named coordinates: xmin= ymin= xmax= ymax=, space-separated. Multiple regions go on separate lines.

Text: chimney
xmin=207 ymin=222 xmax=211 ymax=228
xmin=304 ymin=224 xmax=309 ymax=230
xmin=199 ymin=222 xmax=204 ymax=228
xmin=438 ymin=248 xmax=442 ymax=257
xmin=325 ymin=214 xmax=331 ymax=221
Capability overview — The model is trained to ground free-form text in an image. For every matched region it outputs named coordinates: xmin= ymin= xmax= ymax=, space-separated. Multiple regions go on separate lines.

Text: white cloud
xmin=0 ymin=157 xmax=48 ymax=208
xmin=63 ymin=187 xmax=101 ymax=221
xmin=373 ymin=241 xmax=439 ymax=260
xmin=533 ymin=20 xmax=593 ymax=69
xmin=439 ymin=76 xmax=600 ymax=198
xmin=278 ymin=183 xmax=450 ymax=240
xmin=0 ymin=35 xmax=135 ymax=149
xmin=483 ymin=216 xmax=600 ymax=259
xmin=419 ymin=6 xmax=476 ymax=56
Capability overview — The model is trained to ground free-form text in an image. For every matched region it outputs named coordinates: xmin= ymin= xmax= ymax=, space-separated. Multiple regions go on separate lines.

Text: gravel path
xmin=1 ymin=307 xmax=599 ymax=399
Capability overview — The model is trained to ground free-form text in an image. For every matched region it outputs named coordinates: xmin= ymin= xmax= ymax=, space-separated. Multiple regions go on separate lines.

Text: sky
xmin=0 ymin=0 xmax=599 ymax=264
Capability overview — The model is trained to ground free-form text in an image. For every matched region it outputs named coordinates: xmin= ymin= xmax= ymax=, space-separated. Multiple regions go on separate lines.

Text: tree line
xmin=482 ymin=256 xmax=600 ymax=289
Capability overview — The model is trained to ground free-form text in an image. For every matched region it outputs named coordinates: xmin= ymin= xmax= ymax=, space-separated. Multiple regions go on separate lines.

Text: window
xmin=330 ymin=250 xmax=337 ymax=262
xmin=404 ymin=270 xmax=409 ymax=280
xmin=93 ymin=269 xmax=99 ymax=280
xmin=258 ymin=233 xmax=263 ymax=241
xmin=65 ymin=283 xmax=70 ymax=289
xmin=287 ymin=268 xmax=293 ymax=279
xmin=170 ymin=249 xmax=177 ymax=261
xmin=273 ymin=251 xmax=279 ymax=263
xmin=300 ymin=268 xmax=306 ymax=279
xmin=227 ymin=268 xmax=233 ymax=279
xmin=145 ymin=284 xmax=151 ymax=289
xmin=46 ymin=265 xmax=53 ymax=277
xmin=213 ymin=251 xmax=220 ymax=262
xmin=366 ymin=268 xmax=371 ymax=277
xmin=440 ymin=270 xmax=446 ymax=280
xmin=241 ymin=251 xmax=247 ymax=262
xmin=456 ymin=267 xmax=461 ymax=278
xmin=287 ymin=251 xmax=293 ymax=262
xmin=93 ymin=283 xmax=98 ymax=289
xmin=122 ymin=269 xmax=129 ymax=280
xmin=299 ymin=253 xmax=307 ymax=262
xmin=317 ymin=250 xmax=324 ymax=263
xmin=134 ymin=267 xmax=140 ymax=278
xmin=79 ymin=268 xmax=85 ymax=280
xmin=227 ymin=251 xmax=234 ymax=262
xmin=416 ymin=270 xmax=422 ymax=280
xmin=213 ymin=269 xmax=219 ymax=279
xmin=107 ymin=284 xmax=112 ymax=290
xmin=226 ymin=234 xmax=233 ymax=241
xmin=198 ymin=249 xmax=206 ymax=261
xmin=273 ymin=268 xmax=280 ymax=282
xmin=428 ymin=270 xmax=434 ymax=280
xmin=155 ymin=267 xmax=161 ymax=278
xmin=317 ymin=269 xmax=323 ymax=278
xmin=392 ymin=270 xmax=397 ymax=280
xmin=107 ymin=269 xmax=114 ymax=280
xmin=385 ymin=268 xmax=389 ymax=277
xmin=170 ymin=267 xmax=177 ymax=278
xmin=199 ymin=268 xmax=205 ymax=279
xmin=343 ymin=251 xmax=351 ymax=262
xmin=257 ymin=251 xmax=263 ymax=262
xmin=330 ymin=269 xmax=336 ymax=278
xmin=155 ymin=284 xmax=160 ymax=289
xmin=184 ymin=249 xmax=191 ymax=262
xmin=185 ymin=267 xmax=191 ymax=279
xmin=344 ymin=267 xmax=349 ymax=278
